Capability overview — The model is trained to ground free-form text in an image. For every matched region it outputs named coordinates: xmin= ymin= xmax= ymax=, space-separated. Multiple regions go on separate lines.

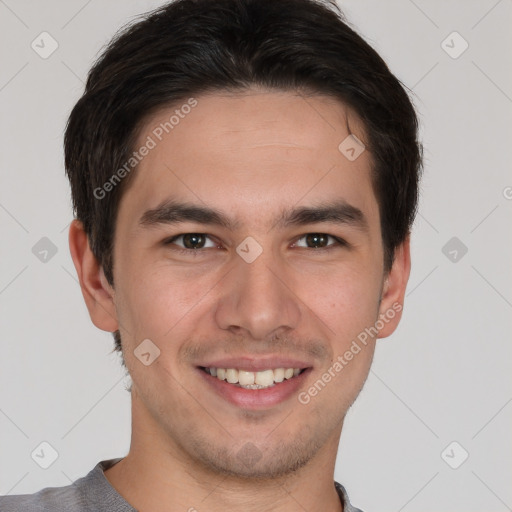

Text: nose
xmin=214 ymin=248 xmax=301 ymax=341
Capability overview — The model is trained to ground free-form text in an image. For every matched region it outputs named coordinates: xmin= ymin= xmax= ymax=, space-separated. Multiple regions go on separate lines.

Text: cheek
xmin=308 ymin=264 xmax=382 ymax=339
xmin=115 ymin=259 xmax=219 ymax=343
xmin=303 ymin=269 xmax=379 ymax=407
xmin=114 ymin=268 xmax=206 ymax=388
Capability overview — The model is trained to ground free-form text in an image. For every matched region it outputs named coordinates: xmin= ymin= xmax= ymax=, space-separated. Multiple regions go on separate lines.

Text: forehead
xmin=118 ymin=89 xmax=378 ymax=230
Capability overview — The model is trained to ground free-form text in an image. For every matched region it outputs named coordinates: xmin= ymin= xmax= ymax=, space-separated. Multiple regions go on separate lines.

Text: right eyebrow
xmin=139 ymin=199 xmax=241 ymax=231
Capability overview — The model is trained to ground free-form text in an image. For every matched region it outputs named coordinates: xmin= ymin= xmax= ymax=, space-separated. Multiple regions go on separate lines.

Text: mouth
xmin=197 ymin=364 xmax=312 ymax=409
xmin=199 ymin=366 xmax=307 ymax=389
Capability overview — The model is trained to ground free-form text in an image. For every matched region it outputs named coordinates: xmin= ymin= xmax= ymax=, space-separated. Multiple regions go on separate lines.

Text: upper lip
xmin=198 ymin=356 xmax=312 ymax=372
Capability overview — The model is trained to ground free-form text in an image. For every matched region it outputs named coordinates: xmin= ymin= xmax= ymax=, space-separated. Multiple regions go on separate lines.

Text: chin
xmin=185 ymin=427 xmax=326 ymax=481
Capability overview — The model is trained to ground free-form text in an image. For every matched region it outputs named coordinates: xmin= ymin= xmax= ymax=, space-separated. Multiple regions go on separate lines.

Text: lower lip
xmin=198 ymin=367 xmax=312 ymax=410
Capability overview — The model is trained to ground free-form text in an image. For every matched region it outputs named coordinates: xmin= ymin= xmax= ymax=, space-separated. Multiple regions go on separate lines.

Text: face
xmin=89 ymin=89 xmax=407 ymax=478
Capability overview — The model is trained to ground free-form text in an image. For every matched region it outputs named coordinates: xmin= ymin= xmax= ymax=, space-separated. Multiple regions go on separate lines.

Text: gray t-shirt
xmin=0 ymin=458 xmax=364 ymax=511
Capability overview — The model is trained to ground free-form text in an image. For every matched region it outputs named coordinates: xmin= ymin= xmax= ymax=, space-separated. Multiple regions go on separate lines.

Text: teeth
xmin=238 ymin=370 xmax=255 ymax=385
xmin=254 ymin=369 xmax=274 ymax=387
xmin=205 ymin=366 xmax=303 ymax=388
xmin=226 ymin=368 xmax=238 ymax=384
xmin=273 ymin=368 xmax=285 ymax=383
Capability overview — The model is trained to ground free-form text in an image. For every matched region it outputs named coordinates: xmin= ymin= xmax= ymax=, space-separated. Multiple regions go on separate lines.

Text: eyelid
xmin=164 ymin=233 xmax=219 ymax=249
xmin=163 ymin=232 xmax=348 ymax=253
xmin=292 ymin=233 xmax=347 ymax=249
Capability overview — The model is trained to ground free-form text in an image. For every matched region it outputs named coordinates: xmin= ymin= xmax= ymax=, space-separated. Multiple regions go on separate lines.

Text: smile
xmin=201 ymin=366 xmax=306 ymax=389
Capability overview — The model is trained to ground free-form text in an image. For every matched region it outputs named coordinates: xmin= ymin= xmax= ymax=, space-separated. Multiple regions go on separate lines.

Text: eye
xmin=163 ymin=232 xmax=347 ymax=255
xmin=293 ymin=233 xmax=347 ymax=250
xmin=164 ymin=233 xmax=218 ymax=251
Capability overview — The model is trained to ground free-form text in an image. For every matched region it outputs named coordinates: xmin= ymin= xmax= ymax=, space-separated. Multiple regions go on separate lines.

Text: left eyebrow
xmin=273 ymin=200 xmax=369 ymax=233
xmin=138 ymin=198 xmax=369 ymax=233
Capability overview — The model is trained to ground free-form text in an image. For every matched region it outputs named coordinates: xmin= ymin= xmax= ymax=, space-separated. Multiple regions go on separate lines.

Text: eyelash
xmin=163 ymin=233 xmax=348 ymax=255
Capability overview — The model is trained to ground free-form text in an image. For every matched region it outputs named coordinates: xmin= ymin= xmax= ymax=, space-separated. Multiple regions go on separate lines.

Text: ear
xmin=68 ymin=219 xmax=119 ymax=332
xmin=376 ymin=235 xmax=411 ymax=339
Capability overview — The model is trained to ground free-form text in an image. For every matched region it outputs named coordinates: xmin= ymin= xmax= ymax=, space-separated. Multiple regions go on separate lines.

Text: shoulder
xmin=0 ymin=459 xmax=127 ymax=512
xmin=335 ymin=480 xmax=365 ymax=512
xmin=0 ymin=481 xmax=86 ymax=512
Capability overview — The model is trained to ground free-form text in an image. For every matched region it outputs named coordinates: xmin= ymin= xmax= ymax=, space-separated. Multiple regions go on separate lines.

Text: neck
xmin=104 ymin=391 xmax=344 ymax=512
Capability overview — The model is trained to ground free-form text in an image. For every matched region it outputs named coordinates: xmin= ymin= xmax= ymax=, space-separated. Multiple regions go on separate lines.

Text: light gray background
xmin=1 ymin=1 xmax=511 ymax=511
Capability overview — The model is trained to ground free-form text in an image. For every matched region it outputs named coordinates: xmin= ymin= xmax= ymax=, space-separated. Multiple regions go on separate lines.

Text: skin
xmin=69 ymin=89 xmax=410 ymax=512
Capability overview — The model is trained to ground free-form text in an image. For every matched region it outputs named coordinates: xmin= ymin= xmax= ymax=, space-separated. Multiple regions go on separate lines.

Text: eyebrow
xmin=139 ymin=199 xmax=369 ymax=233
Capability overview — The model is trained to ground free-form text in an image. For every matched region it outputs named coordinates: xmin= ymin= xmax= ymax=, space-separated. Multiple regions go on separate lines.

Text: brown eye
xmin=293 ymin=233 xmax=348 ymax=250
xmin=181 ymin=233 xmax=207 ymax=249
xmin=164 ymin=233 xmax=217 ymax=251
xmin=305 ymin=233 xmax=329 ymax=248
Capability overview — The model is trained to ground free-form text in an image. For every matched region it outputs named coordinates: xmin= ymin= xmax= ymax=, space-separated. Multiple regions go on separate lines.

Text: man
xmin=0 ymin=0 xmax=421 ymax=510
